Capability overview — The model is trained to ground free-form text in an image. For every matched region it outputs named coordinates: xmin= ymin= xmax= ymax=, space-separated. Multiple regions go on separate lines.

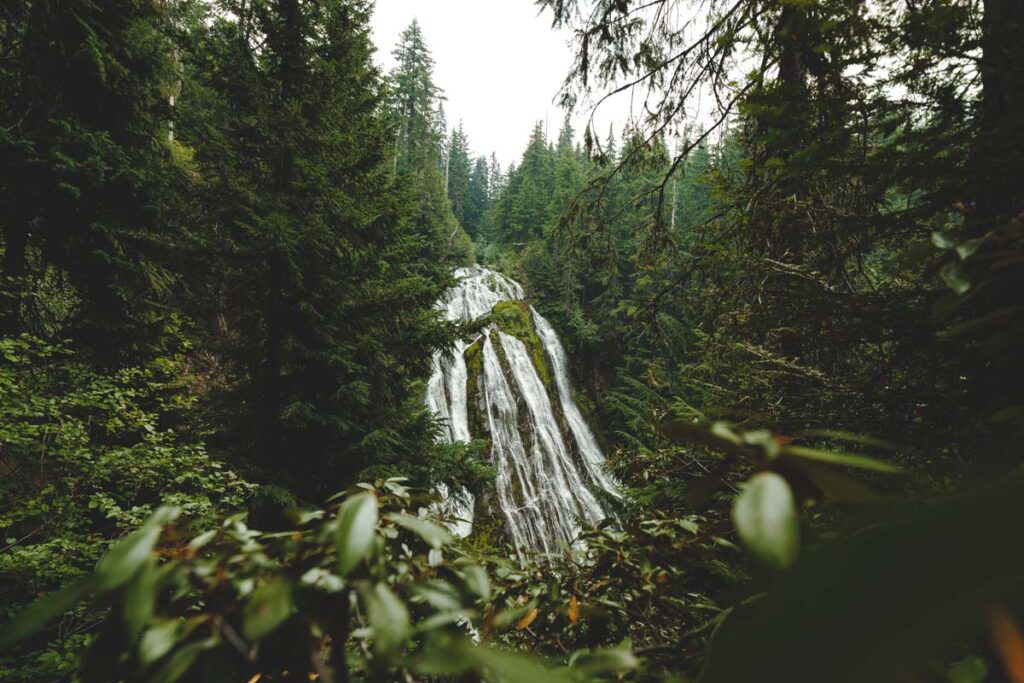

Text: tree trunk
xmin=974 ymin=0 xmax=1024 ymax=226
xmin=260 ymin=0 xmax=302 ymax=466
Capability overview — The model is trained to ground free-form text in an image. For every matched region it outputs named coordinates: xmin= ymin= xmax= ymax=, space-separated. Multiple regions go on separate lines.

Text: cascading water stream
xmin=427 ymin=266 xmax=618 ymax=558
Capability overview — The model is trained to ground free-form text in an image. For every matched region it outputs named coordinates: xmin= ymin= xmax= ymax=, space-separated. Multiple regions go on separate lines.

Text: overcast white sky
xmin=369 ymin=0 xmax=620 ymax=168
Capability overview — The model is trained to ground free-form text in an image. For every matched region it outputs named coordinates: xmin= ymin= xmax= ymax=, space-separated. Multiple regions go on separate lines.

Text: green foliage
xmin=699 ymin=470 xmax=1024 ymax=682
xmin=731 ymin=472 xmax=799 ymax=570
xmin=0 ymin=336 xmax=250 ymax=681
xmin=1 ymin=481 xmax=638 ymax=682
xmin=478 ymin=512 xmax=740 ymax=679
xmin=0 ymin=0 xmax=186 ymax=356
xmin=173 ymin=2 xmax=458 ymax=493
xmin=387 ymin=20 xmax=474 ymax=266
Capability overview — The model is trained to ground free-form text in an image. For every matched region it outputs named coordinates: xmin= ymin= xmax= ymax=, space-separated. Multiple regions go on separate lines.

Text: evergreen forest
xmin=1 ymin=1 xmax=1022 ymax=681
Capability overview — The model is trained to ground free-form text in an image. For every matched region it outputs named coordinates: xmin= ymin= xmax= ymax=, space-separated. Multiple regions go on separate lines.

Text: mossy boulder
xmin=490 ymin=300 xmax=552 ymax=391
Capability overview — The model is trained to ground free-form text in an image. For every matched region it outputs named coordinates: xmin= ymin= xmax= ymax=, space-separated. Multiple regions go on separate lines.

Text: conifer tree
xmin=178 ymin=0 xmax=453 ymax=493
xmin=386 ymin=20 xmax=470 ymax=263
xmin=446 ymin=123 xmax=472 ymax=227
xmin=0 ymin=0 xmax=181 ymax=355
xmin=464 ymin=156 xmax=491 ymax=239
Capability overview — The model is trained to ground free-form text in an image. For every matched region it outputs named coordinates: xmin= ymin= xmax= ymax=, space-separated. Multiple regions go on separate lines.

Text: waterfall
xmin=427 ymin=266 xmax=618 ymax=557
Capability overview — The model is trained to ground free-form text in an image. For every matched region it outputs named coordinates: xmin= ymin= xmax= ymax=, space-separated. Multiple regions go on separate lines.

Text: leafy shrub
xmin=0 ymin=336 xmax=251 ymax=681
xmin=0 ymin=479 xmax=637 ymax=682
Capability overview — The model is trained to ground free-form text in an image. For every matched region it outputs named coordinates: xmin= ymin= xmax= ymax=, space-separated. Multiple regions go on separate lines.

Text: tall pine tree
xmin=177 ymin=0 xmax=454 ymax=494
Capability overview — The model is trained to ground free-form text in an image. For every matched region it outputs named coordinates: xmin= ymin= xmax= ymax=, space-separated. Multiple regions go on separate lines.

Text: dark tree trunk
xmin=974 ymin=0 xmax=1024 ymax=226
xmin=260 ymin=0 xmax=302 ymax=467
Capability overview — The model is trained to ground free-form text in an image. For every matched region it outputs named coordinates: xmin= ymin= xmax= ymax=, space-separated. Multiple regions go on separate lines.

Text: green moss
xmin=464 ymin=337 xmax=488 ymax=439
xmin=490 ymin=300 xmax=553 ymax=392
xmin=461 ymin=502 xmax=507 ymax=554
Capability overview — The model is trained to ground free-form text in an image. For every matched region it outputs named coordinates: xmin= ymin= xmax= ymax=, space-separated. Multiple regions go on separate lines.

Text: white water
xmin=427 ymin=266 xmax=617 ymax=557
xmin=533 ymin=312 xmax=621 ymax=498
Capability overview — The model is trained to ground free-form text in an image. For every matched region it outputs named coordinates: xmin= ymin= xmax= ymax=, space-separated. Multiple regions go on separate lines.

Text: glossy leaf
xmin=386 ymin=512 xmax=452 ymax=549
xmin=123 ymin=557 xmax=161 ymax=636
xmin=364 ymin=583 xmax=410 ymax=655
xmin=242 ymin=580 xmax=294 ymax=641
xmin=732 ymin=472 xmax=800 ymax=569
xmin=95 ymin=506 xmax=180 ymax=592
xmin=336 ymin=492 xmax=379 ymax=576
xmin=462 ymin=565 xmax=491 ymax=600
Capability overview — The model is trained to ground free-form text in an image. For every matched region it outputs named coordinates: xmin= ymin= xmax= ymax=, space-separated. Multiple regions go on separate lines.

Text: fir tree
xmin=179 ymin=0 xmax=454 ymax=494
xmin=0 ymin=0 xmax=182 ymax=356
xmin=386 ymin=20 xmax=470 ymax=263
xmin=464 ymin=156 xmax=491 ymax=239
xmin=446 ymin=122 xmax=472 ymax=227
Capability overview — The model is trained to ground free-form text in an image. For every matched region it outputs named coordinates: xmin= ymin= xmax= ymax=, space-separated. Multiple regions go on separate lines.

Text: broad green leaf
xmin=0 ymin=576 xmax=97 ymax=650
xmin=242 ymin=579 xmax=294 ymax=641
xmin=364 ymin=583 xmax=410 ymax=655
xmin=700 ymin=472 xmax=1024 ymax=681
xmin=385 ymin=512 xmax=451 ymax=549
xmin=940 ymin=262 xmax=971 ymax=294
xmin=336 ymin=492 xmax=379 ymax=576
xmin=956 ymin=238 xmax=985 ymax=260
xmin=95 ymin=506 xmax=180 ymax=592
xmin=140 ymin=620 xmax=181 ymax=665
xmin=461 ymin=565 xmax=491 ymax=600
xmin=947 ymin=656 xmax=988 ymax=683
xmin=411 ymin=580 xmax=462 ymax=611
xmin=149 ymin=636 xmax=219 ymax=683
xmin=464 ymin=642 xmax=570 ymax=683
xmin=931 ymin=231 xmax=955 ymax=250
xmin=414 ymin=635 xmax=570 ymax=683
xmin=570 ymin=640 xmax=639 ymax=674
xmin=123 ymin=557 xmax=161 ymax=636
xmin=412 ymin=634 xmax=478 ymax=676
xmin=732 ymin=472 xmax=800 ymax=569
xmin=784 ymin=445 xmax=902 ymax=473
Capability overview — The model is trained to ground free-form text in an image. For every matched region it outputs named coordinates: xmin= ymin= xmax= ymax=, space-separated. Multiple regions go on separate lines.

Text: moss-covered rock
xmin=490 ymin=300 xmax=553 ymax=392
xmin=464 ymin=336 xmax=489 ymax=442
xmin=462 ymin=498 xmax=508 ymax=553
